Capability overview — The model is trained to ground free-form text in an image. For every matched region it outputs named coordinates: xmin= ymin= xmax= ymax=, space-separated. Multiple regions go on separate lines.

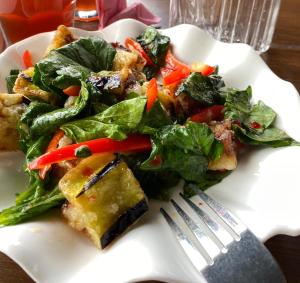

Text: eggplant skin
xmin=100 ymin=198 xmax=148 ymax=249
xmin=59 ymin=153 xmax=149 ymax=248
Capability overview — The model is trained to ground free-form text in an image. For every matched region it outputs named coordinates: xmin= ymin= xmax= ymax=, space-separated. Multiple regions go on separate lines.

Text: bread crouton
xmin=0 ymin=93 xmax=25 ymax=151
xmin=13 ymin=67 xmax=55 ymax=103
xmin=45 ymin=25 xmax=75 ymax=55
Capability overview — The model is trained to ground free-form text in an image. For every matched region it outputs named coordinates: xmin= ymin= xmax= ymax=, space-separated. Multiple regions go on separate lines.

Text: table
xmin=0 ymin=0 xmax=300 ymax=282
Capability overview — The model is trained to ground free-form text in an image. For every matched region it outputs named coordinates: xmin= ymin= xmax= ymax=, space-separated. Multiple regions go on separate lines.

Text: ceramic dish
xmin=0 ymin=19 xmax=299 ymax=283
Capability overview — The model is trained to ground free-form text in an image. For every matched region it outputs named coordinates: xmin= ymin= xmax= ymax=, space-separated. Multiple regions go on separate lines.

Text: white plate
xmin=0 ymin=19 xmax=299 ymax=283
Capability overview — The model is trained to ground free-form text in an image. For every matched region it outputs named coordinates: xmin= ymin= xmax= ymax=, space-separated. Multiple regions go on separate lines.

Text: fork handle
xmin=202 ymin=230 xmax=286 ymax=283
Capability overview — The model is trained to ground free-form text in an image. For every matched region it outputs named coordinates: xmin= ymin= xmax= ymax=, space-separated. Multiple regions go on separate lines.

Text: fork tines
xmin=160 ymin=191 xmax=246 ymax=270
xmin=161 ymin=191 xmax=286 ymax=283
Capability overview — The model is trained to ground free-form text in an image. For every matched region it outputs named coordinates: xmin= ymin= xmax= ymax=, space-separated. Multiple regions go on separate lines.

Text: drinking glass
xmin=75 ymin=0 xmax=97 ymax=22
xmin=169 ymin=0 xmax=281 ymax=53
xmin=0 ymin=0 xmax=76 ymax=45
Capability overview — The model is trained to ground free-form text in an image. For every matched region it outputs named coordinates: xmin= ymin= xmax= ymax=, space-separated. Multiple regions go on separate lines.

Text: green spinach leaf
xmin=33 ymin=37 xmax=116 ymax=92
xmin=224 ymin=87 xmax=299 ymax=147
xmin=6 ymin=69 xmax=20 ymax=93
xmin=0 ymin=187 xmax=64 ymax=226
xmin=224 ymin=87 xmax=253 ymax=123
xmin=61 ymin=96 xmax=147 ymax=142
xmin=56 ymin=37 xmax=116 ymax=72
xmin=224 ymin=87 xmax=276 ymax=130
xmin=233 ymin=125 xmax=300 ymax=147
xmin=136 ymin=27 xmax=170 ymax=79
xmin=142 ymin=65 xmax=160 ymax=81
xmin=136 ymin=27 xmax=170 ymax=66
xmin=138 ymin=100 xmax=172 ymax=134
xmin=20 ymin=101 xmax=58 ymax=126
xmin=183 ymin=170 xmax=232 ymax=197
xmin=176 ymin=72 xmax=224 ymax=105
xmin=247 ymin=100 xmax=276 ymax=130
xmin=141 ymin=121 xmax=223 ymax=183
xmin=123 ymin=153 xmax=180 ymax=200
xmin=16 ymin=135 xmax=52 ymax=205
xmin=33 ymin=51 xmax=90 ymax=93
xmin=30 ymin=81 xmax=90 ymax=137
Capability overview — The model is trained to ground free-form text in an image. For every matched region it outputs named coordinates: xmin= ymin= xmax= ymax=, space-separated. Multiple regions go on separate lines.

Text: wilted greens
xmin=0 ymin=27 xmax=298 ymax=229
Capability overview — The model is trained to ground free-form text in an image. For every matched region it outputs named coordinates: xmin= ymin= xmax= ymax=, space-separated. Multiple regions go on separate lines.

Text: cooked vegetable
xmin=22 ymin=50 xmax=33 ymax=69
xmin=88 ymin=69 xmax=129 ymax=97
xmin=190 ymin=105 xmax=224 ymax=123
xmin=141 ymin=122 xmax=224 ymax=182
xmin=183 ymin=170 xmax=231 ymax=197
xmin=176 ymin=72 xmax=224 ymax=106
xmin=39 ymin=130 xmax=65 ymax=179
xmin=56 ymin=37 xmax=116 ymax=72
xmin=63 ymin=85 xmax=81 ymax=96
xmin=138 ymin=100 xmax=172 ymax=134
xmin=233 ymin=125 xmax=300 ymax=147
xmin=75 ymin=145 xmax=92 ymax=158
xmin=224 ymin=87 xmax=299 ymax=146
xmin=61 ymin=97 xmax=147 ymax=142
xmin=146 ymin=78 xmax=158 ymax=112
xmin=59 ymin=154 xmax=148 ymax=248
xmin=136 ymin=27 xmax=170 ymax=79
xmin=136 ymin=27 xmax=170 ymax=66
xmin=78 ymin=157 xmax=121 ymax=196
xmin=16 ymin=136 xmax=52 ymax=204
xmin=163 ymin=66 xmax=190 ymax=86
xmin=164 ymin=49 xmax=190 ymax=70
xmin=190 ymin=63 xmax=215 ymax=76
xmin=6 ymin=69 xmax=20 ymax=93
xmin=33 ymin=37 xmax=116 ymax=95
xmin=125 ymin=37 xmax=154 ymax=65
xmin=124 ymin=153 xmax=180 ymax=200
xmin=29 ymin=134 xmax=152 ymax=170
xmin=208 ymin=120 xmax=237 ymax=171
xmin=0 ymin=186 xmax=64 ymax=226
xmin=30 ymin=81 xmax=90 ymax=137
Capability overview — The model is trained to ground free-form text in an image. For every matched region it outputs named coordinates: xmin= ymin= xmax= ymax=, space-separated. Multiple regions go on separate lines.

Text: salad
xmin=0 ymin=25 xmax=298 ymax=249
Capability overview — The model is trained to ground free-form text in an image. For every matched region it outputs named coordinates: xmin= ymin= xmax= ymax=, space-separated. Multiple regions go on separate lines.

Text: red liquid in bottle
xmin=0 ymin=0 xmax=76 ymax=44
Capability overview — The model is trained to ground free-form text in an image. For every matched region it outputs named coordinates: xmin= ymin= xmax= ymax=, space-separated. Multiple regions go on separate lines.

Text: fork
xmin=160 ymin=191 xmax=286 ymax=283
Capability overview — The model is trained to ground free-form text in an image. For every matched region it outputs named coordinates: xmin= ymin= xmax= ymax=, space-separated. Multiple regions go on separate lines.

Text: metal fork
xmin=160 ymin=191 xmax=286 ymax=283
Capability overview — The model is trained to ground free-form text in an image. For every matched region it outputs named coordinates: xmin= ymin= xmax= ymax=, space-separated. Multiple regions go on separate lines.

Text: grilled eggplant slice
xmin=88 ymin=69 xmax=129 ymax=97
xmin=59 ymin=153 xmax=148 ymax=248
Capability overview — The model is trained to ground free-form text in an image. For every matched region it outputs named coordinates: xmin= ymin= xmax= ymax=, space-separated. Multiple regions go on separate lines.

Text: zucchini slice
xmin=59 ymin=153 xmax=148 ymax=248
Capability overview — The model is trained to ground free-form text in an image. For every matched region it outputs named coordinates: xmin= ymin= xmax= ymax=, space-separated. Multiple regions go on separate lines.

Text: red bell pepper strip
xmin=163 ymin=66 xmax=190 ymax=86
xmin=160 ymin=66 xmax=174 ymax=78
xmin=124 ymin=37 xmax=154 ymax=66
xmin=165 ymin=49 xmax=190 ymax=70
xmin=162 ymin=50 xmax=191 ymax=86
xmin=190 ymin=105 xmax=225 ymax=123
xmin=162 ymin=50 xmax=215 ymax=86
xmin=190 ymin=63 xmax=215 ymax=76
xmin=39 ymin=130 xmax=65 ymax=179
xmin=22 ymin=50 xmax=33 ymax=69
xmin=63 ymin=85 xmax=81 ymax=96
xmin=29 ymin=134 xmax=152 ymax=170
xmin=146 ymin=78 xmax=158 ymax=112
